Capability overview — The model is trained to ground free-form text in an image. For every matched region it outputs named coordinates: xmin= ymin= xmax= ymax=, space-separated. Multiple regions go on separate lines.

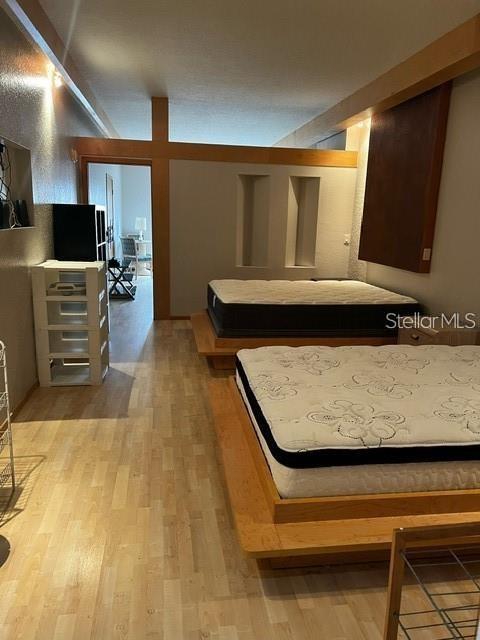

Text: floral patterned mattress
xmin=235 ymin=345 xmax=480 ymax=498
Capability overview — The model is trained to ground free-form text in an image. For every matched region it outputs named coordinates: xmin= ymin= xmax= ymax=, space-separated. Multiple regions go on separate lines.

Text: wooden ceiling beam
xmin=276 ymin=13 xmax=480 ymax=148
xmin=73 ymin=137 xmax=154 ymax=159
xmin=72 ymin=137 xmax=358 ymax=168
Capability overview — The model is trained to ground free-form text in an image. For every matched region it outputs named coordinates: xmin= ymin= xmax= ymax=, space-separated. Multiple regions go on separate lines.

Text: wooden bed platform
xmin=192 ymin=309 xmax=396 ymax=370
xmin=209 ymin=377 xmax=480 ymax=563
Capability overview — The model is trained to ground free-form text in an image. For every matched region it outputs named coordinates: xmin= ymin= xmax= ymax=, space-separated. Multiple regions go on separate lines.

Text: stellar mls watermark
xmin=386 ymin=312 xmax=478 ymax=330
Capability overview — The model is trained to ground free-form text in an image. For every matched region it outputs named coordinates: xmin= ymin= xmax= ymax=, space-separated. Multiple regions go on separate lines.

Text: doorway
xmin=105 ymin=174 xmax=115 ymax=259
xmin=87 ymin=162 xmax=153 ymax=362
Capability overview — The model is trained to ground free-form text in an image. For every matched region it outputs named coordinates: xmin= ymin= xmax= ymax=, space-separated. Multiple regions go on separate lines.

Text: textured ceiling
xmin=39 ymin=0 xmax=480 ymax=145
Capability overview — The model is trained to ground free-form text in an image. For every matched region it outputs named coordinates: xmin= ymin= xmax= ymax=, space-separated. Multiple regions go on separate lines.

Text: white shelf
xmin=49 ymin=351 xmax=90 ymax=359
xmin=46 ymin=324 xmax=89 ymax=331
xmin=50 ymin=361 xmax=109 ymax=386
xmin=44 ymin=288 xmax=105 ymax=303
xmin=38 ymin=260 xmax=105 ymax=271
xmin=45 ymin=295 xmax=88 ymax=302
xmin=50 ymin=363 xmax=91 ymax=386
xmin=32 ymin=262 xmax=109 ymax=386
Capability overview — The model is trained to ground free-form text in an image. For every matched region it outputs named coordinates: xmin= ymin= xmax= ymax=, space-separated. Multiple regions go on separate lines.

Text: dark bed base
xmin=207 ymin=285 xmax=421 ymax=338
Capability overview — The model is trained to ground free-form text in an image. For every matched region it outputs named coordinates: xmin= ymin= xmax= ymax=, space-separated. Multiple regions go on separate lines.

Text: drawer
xmin=47 ymin=300 xmax=88 ymax=325
xmin=398 ymin=329 xmax=437 ymax=346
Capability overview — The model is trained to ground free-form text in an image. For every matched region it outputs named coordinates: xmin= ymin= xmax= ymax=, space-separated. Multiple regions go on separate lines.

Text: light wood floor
xmin=0 ymin=282 xmax=416 ymax=639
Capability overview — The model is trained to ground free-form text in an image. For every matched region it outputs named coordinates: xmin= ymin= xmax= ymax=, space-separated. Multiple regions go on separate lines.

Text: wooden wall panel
xmin=151 ymin=97 xmax=169 ymax=142
xmin=359 ymin=82 xmax=451 ymax=273
xmin=151 ymin=157 xmax=170 ymax=319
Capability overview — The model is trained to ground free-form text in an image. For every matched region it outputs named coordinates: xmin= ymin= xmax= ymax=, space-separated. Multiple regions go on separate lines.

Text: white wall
xmin=347 ymin=122 xmax=369 ymax=281
xmin=366 ymin=69 xmax=480 ymax=319
xmin=120 ymin=165 xmax=152 ymax=241
xmin=314 ymin=130 xmax=347 ymax=150
xmin=0 ymin=6 xmax=100 ymax=408
xmin=88 ymin=163 xmax=123 ymax=256
xmin=170 ymin=160 xmax=357 ymax=315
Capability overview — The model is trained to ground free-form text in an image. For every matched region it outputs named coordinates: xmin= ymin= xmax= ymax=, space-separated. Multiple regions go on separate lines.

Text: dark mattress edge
xmin=208 ymin=284 xmax=421 ymax=338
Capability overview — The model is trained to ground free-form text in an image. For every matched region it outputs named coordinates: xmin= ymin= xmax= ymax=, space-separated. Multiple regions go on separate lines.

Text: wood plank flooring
xmin=0 ymin=281 xmax=427 ymax=639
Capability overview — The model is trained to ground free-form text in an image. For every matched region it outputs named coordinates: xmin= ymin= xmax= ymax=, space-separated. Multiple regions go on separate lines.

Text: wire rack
xmin=0 ymin=341 xmax=15 ymax=496
xmin=399 ymin=547 xmax=480 ymax=639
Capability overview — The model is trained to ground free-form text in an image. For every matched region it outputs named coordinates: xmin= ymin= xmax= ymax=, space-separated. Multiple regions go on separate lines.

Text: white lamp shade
xmin=135 ymin=217 xmax=147 ymax=231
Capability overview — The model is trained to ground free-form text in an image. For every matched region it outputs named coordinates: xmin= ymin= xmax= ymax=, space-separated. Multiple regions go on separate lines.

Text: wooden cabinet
xmin=398 ymin=318 xmax=480 ymax=346
xmin=359 ymin=83 xmax=451 ymax=273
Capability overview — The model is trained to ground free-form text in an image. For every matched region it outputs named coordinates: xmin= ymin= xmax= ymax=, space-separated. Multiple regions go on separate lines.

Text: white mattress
xmin=210 ymin=279 xmax=418 ymax=305
xmin=236 ymin=345 xmax=480 ymax=498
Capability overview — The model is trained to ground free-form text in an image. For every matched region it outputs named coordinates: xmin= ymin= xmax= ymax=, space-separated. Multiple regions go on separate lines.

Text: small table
xmin=108 ymin=266 xmax=137 ymax=300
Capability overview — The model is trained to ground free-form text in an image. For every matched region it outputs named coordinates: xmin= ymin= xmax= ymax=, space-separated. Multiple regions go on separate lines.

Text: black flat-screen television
xmin=53 ymin=204 xmax=106 ymax=261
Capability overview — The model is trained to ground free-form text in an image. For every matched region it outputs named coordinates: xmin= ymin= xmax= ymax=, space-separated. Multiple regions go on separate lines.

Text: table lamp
xmin=135 ymin=217 xmax=147 ymax=241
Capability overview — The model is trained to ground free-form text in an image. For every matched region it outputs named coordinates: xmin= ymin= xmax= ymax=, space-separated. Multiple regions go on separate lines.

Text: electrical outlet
xmin=422 ymin=248 xmax=432 ymax=261
xmin=343 ymin=234 xmax=351 ymax=246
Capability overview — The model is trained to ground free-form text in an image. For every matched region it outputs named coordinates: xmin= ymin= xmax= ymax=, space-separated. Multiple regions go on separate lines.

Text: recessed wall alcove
xmin=236 ymin=174 xmax=270 ymax=267
xmin=0 ymin=136 xmax=34 ymax=230
xmin=285 ymin=176 xmax=321 ymax=267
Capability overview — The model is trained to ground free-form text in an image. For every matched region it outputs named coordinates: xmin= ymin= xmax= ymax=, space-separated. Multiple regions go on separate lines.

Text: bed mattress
xmin=208 ymin=279 xmax=420 ymax=337
xmin=236 ymin=344 xmax=480 ymax=498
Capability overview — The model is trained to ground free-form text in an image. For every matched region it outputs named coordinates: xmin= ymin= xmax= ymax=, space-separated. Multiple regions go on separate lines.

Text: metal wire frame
xmin=398 ymin=547 xmax=480 ymax=639
xmin=0 ymin=341 xmax=15 ymax=494
xmin=0 ymin=429 xmax=10 ymax=458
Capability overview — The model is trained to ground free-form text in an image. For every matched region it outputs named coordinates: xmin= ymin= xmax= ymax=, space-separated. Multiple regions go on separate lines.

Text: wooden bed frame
xmin=193 ymin=310 xmax=396 ymax=370
xmin=209 ymin=376 xmax=480 ymax=563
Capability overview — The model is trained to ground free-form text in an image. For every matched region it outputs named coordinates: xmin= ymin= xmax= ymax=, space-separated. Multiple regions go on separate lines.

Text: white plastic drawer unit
xmin=48 ymin=330 xmax=89 ymax=356
xmin=32 ymin=260 xmax=109 ymax=386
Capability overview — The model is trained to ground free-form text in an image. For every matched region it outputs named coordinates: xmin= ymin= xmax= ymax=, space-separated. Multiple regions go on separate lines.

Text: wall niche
xmin=237 ymin=174 xmax=270 ymax=267
xmin=285 ymin=176 xmax=320 ymax=267
xmin=0 ymin=136 xmax=34 ymax=230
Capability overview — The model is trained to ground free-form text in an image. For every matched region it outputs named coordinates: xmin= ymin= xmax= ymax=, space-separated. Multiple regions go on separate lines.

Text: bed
xmin=208 ymin=343 xmax=480 ymax=561
xmin=208 ymin=279 xmax=421 ymax=338
xmin=193 ymin=279 xmax=421 ymax=369
xmin=236 ymin=344 xmax=480 ymax=498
